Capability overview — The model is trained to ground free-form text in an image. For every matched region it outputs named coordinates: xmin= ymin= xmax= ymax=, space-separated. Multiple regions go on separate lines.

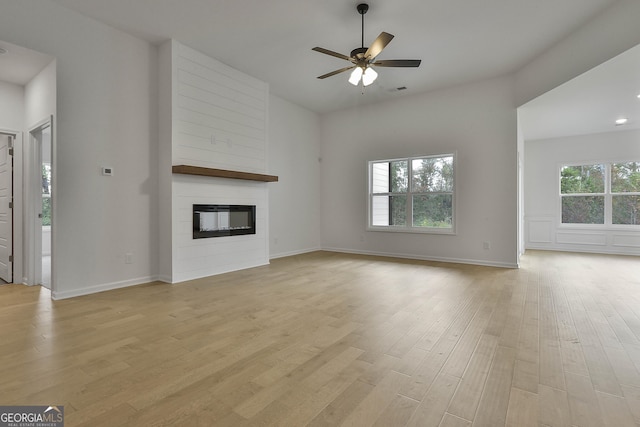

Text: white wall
xmin=0 ymin=80 xmax=25 ymax=131
xmin=157 ymin=41 xmax=173 ymax=283
xmin=0 ymin=1 xmax=158 ymax=298
xmin=24 ymin=60 xmax=56 ymax=129
xmin=320 ymin=76 xmax=518 ymax=267
xmin=525 ymin=129 xmax=640 ymax=254
xmin=268 ymin=95 xmax=321 ymax=258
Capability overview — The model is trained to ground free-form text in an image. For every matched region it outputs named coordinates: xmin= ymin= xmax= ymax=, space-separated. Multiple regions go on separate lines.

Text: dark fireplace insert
xmin=193 ymin=204 xmax=256 ymax=239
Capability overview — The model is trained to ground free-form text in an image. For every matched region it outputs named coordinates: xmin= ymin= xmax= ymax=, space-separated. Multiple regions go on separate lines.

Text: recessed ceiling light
xmin=615 ymin=118 xmax=628 ymax=125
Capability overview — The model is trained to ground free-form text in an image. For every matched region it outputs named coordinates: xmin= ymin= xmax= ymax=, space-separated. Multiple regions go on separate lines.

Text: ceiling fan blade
xmin=312 ymin=47 xmax=353 ymax=62
xmin=317 ymin=66 xmax=356 ymax=79
xmin=373 ymin=59 xmax=422 ymax=67
xmin=365 ymin=32 xmax=394 ymax=60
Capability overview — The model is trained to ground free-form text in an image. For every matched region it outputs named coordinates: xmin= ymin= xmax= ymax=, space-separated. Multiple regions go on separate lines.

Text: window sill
xmin=367 ymin=225 xmax=456 ymax=235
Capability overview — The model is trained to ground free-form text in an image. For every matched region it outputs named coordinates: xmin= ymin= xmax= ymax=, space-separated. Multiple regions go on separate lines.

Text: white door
xmin=0 ymin=133 xmax=13 ymax=283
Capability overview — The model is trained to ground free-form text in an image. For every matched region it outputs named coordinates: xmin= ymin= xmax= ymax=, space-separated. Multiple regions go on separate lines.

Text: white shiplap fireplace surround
xmin=158 ymin=40 xmax=274 ymax=283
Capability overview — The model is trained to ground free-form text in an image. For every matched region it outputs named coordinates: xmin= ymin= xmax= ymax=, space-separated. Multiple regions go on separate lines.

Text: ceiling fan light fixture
xmin=362 ymin=67 xmax=378 ymax=86
xmin=312 ymin=3 xmax=420 ymax=88
xmin=349 ymin=67 xmax=364 ymax=85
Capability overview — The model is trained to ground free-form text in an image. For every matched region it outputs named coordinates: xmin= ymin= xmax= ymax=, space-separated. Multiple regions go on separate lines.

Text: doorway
xmin=29 ymin=120 xmax=52 ymax=289
xmin=0 ymin=132 xmax=13 ymax=283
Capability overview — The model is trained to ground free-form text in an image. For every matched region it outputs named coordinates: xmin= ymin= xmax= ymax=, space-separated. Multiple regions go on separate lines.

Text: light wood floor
xmin=1 ymin=251 xmax=640 ymax=426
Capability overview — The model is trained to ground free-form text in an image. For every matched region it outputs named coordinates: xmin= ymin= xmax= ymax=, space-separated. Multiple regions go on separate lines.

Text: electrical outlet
xmin=125 ymin=252 xmax=133 ymax=264
xmin=483 ymin=241 xmax=491 ymax=250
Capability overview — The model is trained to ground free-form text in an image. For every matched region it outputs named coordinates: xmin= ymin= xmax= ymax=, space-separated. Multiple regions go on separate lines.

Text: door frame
xmin=27 ymin=117 xmax=54 ymax=291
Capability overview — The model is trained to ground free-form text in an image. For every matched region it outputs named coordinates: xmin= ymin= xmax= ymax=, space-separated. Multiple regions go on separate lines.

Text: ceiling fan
xmin=312 ymin=3 xmax=421 ymax=88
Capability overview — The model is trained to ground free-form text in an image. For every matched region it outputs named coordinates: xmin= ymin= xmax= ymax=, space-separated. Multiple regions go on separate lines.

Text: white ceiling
xmin=44 ymin=0 xmax=615 ymax=114
xmin=3 ymin=0 xmax=637 ymax=141
xmin=519 ymin=43 xmax=640 ymax=141
xmin=0 ymin=40 xmax=54 ymax=86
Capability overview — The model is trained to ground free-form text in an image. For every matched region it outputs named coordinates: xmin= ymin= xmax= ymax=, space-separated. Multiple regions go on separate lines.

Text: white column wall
xmin=169 ymin=41 xmax=270 ymax=282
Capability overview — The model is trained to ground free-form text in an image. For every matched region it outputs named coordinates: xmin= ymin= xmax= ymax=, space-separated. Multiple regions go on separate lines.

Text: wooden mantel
xmin=172 ymin=165 xmax=278 ymax=182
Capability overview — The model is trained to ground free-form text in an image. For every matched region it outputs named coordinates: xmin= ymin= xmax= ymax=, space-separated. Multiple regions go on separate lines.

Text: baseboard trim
xmin=49 ymin=246 xmax=518 ymax=300
xmin=51 ymin=275 xmax=161 ymax=300
xmin=156 ymin=275 xmax=173 ymax=284
xmin=270 ymin=247 xmax=322 ymax=260
xmin=525 ymin=245 xmax=640 ymax=257
xmin=321 ymin=247 xmax=518 ymax=269
xmin=171 ymin=260 xmax=271 ymax=285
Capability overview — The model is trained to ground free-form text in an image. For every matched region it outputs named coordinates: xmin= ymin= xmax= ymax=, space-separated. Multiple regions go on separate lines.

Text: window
xmin=560 ymin=164 xmax=605 ymax=224
xmin=560 ymin=161 xmax=640 ymax=226
xmin=369 ymin=154 xmax=454 ymax=233
xmin=42 ymin=163 xmax=52 ymax=226
xmin=611 ymin=162 xmax=640 ymax=225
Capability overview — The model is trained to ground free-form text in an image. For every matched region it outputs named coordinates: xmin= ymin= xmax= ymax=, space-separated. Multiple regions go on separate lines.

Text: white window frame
xmin=558 ymin=160 xmax=640 ymax=229
xmin=367 ymin=153 xmax=456 ymax=234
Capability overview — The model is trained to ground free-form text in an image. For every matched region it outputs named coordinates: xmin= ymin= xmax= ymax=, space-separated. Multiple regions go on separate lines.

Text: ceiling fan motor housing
xmin=351 ymin=47 xmax=368 ymax=60
xmin=357 ymin=3 xmax=369 ymax=15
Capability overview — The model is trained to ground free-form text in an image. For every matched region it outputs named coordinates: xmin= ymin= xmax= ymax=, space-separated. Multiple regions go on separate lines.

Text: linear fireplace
xmin=193 ymin=204 xmax=256 ymax=239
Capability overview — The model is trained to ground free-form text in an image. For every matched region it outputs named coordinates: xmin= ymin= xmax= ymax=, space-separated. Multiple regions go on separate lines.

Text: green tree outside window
xmin=42 ymin=163 xmax=52 ymax=226
xmin=370 ymin=155 xmax=454 ymax=231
